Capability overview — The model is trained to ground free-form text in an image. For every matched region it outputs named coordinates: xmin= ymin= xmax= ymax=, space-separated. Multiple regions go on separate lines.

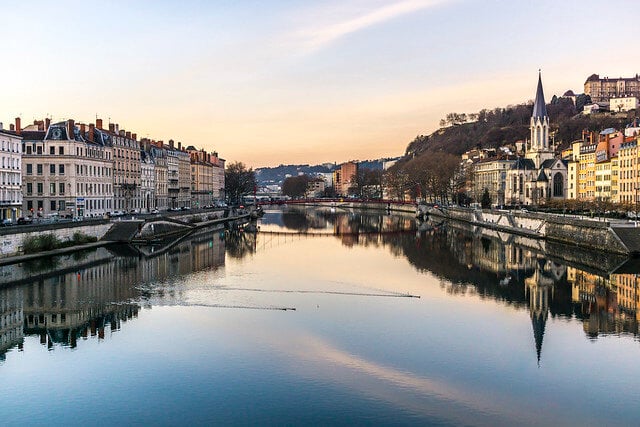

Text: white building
xmin=610 ymin=97 xmax=638 ymax=113
xmin=0 ymin=122 xmax=22 ymax=222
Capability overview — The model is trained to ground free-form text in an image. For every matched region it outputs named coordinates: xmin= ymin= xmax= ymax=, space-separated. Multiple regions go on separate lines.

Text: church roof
xmin=510 ymin=158 xmax=536 ymax=170
xmin=536 ymin=169 xmax=548 ymax=182
xmin=540 ymin=159 xmax=556 ymax=169
xmin=532 ymin=72 xmax=548 ymax=119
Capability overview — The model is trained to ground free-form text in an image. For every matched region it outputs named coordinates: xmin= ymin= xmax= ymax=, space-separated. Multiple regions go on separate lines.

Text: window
xmin=37 ymin=164 xmax=43 ymax=175
xmin=26 ymin=146 xmax=32 ymax=154
xmin=36 ymin=146 xmax=42 ymax=155
xmin=27 ymin=200 xmax=33 ymax=211
xmin=59 ymin=164 xmax=65 ymax=175
xmin=59 ymin=183 xmax=65 ymax=195
xmin=37 ymin=200 xmax=43 ymax=210
xmin=37 ymin=183 xmax=43 ymax=194
xmin=26 ymin=183 xmax=32 ymax=195
xmin=59 ymin=147 xmax=64 ymax=155
xmin=50 ymin=183 xmax=56 ymax=194
xmin=59 ymin=200 xmax=65 ymax=210
xmin=50 ymin=164 xmax=55 ymax=174
xmin=50 ymin=146 xmax=55 ymax=155
xmin=26 ymin=164 xmax=32 ymax=175
xmin=50 ymin=200 xmax=56 ymax=211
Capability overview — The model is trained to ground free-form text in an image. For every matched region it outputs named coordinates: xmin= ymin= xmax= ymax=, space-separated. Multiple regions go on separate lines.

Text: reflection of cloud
xmin=292 ymin=0 xmax=448 ymax=53
xmin=271 ymin=332 xmax=569 ymax=426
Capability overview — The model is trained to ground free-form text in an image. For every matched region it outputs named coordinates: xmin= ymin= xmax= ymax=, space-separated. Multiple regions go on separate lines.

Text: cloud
xmin=292 ymin=0 xmax=448 ymax=53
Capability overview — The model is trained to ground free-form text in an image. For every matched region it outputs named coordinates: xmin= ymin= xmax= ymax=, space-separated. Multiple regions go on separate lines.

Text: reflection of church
xmin=525 ymin=259 xmax=558 ymax=364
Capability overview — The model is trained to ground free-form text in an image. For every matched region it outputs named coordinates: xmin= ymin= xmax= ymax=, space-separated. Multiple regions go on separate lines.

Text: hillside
xmin=405 ymin=98 xmax=633 ymax=159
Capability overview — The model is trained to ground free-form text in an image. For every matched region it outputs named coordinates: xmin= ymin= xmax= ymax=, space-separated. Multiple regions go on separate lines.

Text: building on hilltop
xmin=584 ymin=73 xmax=640 ymax=103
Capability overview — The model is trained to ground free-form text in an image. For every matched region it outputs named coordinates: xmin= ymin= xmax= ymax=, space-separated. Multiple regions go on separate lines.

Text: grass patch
xmin=22 ymin=232 xmax=97 ymax=254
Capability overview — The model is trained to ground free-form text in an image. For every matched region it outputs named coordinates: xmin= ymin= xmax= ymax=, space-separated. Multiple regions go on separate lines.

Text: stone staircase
xmin=611 ymin=227 xmax=640 ymax=255
xmin=101 ymin=221 xmax=144 ymax=243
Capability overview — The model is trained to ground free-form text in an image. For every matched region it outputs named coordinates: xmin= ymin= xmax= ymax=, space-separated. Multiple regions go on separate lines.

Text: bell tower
xmin=526 ymin=71 xmax=553 ymax=168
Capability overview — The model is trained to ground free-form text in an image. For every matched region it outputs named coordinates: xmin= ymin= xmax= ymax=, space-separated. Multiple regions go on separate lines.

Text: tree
xmin=282 ymin=175 xmax=310 ymax=198
xmin=225 ymin=162 xmax=257 ymax=204
xmin=481 ymin=188 xmax=491 ymax=209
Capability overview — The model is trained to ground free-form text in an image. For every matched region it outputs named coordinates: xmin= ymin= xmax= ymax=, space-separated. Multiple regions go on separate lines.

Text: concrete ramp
xmin=101 ymin=221 xmax=144 ymax=242
xmin=611 ymin=226 xmax=640 ymax=255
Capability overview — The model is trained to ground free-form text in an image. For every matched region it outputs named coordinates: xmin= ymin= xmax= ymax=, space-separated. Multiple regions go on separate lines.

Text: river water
xmin=1 ymin=206 xmax=639 ymax=426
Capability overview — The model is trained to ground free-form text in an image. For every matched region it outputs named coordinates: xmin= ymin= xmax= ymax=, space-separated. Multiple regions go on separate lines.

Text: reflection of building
xmin=567 ymin=267 xmax=639 ymax=337
xmin=0 ymin=287 xmax=24 ymax=359
xmin=525 ymin=259 xmax=556 ymax=363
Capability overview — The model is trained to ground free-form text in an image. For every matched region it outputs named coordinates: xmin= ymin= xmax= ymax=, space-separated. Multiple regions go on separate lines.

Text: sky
xmin=2 ymin=0 xmax=640 ymax=168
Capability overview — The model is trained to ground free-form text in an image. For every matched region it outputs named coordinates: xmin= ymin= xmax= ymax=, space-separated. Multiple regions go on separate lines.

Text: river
xmin=0 ymin=206 xmax=639 ymax=426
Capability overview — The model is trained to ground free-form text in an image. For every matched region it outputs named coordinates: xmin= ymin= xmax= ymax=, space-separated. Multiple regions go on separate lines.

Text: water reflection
xmin=1 ymin=207 xmax=639 ymax=363
xmin=0 ymin=229 xmax=226 ymax=359
xmin=261 ymin=207 xmax=640 ymax=349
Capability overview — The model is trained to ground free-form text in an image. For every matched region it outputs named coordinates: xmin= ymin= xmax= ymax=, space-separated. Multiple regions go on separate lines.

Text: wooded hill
xmin=404 ymin=97 xmax=635 ymax=159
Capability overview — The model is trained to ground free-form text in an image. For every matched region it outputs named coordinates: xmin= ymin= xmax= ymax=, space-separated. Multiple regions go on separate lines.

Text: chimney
xmin=80 ymin=123 xmax=86 ymax=136
xmin=132 ymin=133 xmax=137 ymax=141
xmin=96 ymin=118 xmax=103 ymax=129
xmin=0 ymin=122 xmax=3 ymax=130
xmin=15 ymin=117 xmax=21 ymax=135
xmin=178 ymin=142 xmax=182 ymax=151
xmin=45 ymin=118 xmax=51 ymax=130
xmin=68 ymin=119 xmax=75 ymax=139
xmin=109 ymin=123 xmax=115 ymax=133
xmin=169 ymin=139 xmax=174 ymax=149
xmin=88 ymin=124 xmax=95 ymax=142
xmin=119 ymin=129 xmax=125 ymax=136
xmin=115 ymin=123 xmax=119 ymax=133
xmin=10 ymin=124 xmax=15 ymax=131
xmin=126 ymin=131 xmax=131 ymax=139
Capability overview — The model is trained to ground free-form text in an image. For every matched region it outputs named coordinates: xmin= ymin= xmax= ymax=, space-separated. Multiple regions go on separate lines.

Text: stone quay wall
xmin=0 ymin=220 xmax=112 ymax=259
xmin=430 ymin=207 xmax=629 ymax=255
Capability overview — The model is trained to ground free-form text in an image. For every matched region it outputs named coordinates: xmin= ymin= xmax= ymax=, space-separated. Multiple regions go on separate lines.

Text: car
xmin=17 ymin=217 xmax=33 ymax=225
xmin=151 ymin=208 xmax=159 ymax=214
xmin=0 ymin=218 xmax=13 ymax=226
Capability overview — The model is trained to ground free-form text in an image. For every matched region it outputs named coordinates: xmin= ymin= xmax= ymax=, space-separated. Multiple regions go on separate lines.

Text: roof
xmin=562 ymin=90 xmax=575 ymax=97
xmin=540 ymin=159 xmax=556 ymax=169
xmin=510 ymin=158 xmax=536 ymax=170
xmin=532 ymin=72 xmax=547 ymax=119
xmin=0 ymin=129 xmax=21 ymax=138
xmin=20 ymin=130 xmax=45 ymax=141
xmin=536 ymin=169 xmax=548 ymax=182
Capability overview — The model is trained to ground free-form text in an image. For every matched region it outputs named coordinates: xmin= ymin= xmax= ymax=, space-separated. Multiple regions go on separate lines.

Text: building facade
xmin=584 ymin=74 xmax=640 ymax=103
xmin=0 ymin=123 xmax=22 ymax=222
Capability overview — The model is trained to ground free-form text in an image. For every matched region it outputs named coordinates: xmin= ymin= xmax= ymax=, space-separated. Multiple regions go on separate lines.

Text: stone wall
xmin=0 ymin=221 xmax=112 ymax=259
xmin=431 ymin=207 xmax=629 ymax=255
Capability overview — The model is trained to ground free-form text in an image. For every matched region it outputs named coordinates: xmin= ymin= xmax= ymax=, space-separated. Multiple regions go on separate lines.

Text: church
xmin=504 ymin=73 xmax=568 ymax=206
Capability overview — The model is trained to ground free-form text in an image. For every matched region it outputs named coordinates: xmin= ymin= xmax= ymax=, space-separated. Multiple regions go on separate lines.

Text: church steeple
xmin=527 ymin=70 xmax=552 ymax=168
xmin=532 ymin=71 xmax=547 ymax=119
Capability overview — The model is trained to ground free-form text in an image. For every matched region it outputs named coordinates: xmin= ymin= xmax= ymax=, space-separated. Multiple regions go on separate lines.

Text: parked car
xmin=17 ymin=217 xmax=33 ymax=225
xmin=0 ymin=218 xmax=13 ymax=226
xmin=151 ymin=208 xmax=159 ymax=214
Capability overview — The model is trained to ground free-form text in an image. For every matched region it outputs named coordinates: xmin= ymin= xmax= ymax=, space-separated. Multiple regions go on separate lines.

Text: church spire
xmin=532 ymin=70 xmax=547 ymax=119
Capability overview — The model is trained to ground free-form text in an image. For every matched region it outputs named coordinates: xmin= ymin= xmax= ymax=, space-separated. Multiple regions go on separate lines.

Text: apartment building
xmin=21 ymin=119 xmax=113 ymax=218
xmin=0 ymin=122 xmax=22 ymax=222
xmin=101 ymin=120 xmax=141 ymax=213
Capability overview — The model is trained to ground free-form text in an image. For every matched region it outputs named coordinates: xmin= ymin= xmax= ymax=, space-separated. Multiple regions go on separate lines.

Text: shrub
xmin=22 ymin=234 xmax=62 ymax=254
